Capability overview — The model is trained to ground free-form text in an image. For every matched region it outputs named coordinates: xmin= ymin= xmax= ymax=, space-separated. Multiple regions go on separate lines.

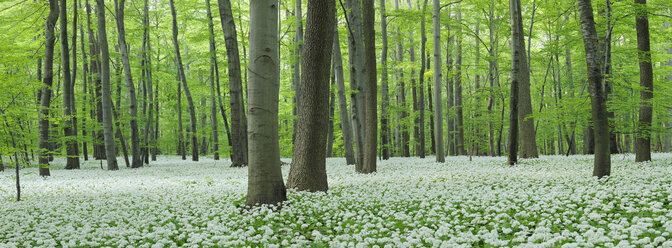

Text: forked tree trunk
xmin=96 ymin=0 xmax=119 ymax=170
xmin=218 ymin=0 xmax=248 ymax=167
xmin=287 ymin=0 xmax=335 ymax=191
xmin=246 ymin=0 xmax=287 ymax=206
xmin=578 ymin=0 xmax=611 ymax=178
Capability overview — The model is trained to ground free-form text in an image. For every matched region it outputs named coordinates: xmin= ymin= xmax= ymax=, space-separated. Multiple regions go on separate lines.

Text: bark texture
xmin=433 ymin=0 xmax=444 ymax=162
xmin=96 ymin=0 xmax=119 ymax=170
xmin=362 ymin=0 xmax=377 ymax=173
xmin=39 ymin=0 xmax=60 ymax=176
xmin=635 ymin=0 xmax=653 ymax=162
xmin=333 ymin=28 xmax=356 ymax=165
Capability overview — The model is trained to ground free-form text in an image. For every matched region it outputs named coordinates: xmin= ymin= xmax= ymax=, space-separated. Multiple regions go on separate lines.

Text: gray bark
xmin=635 ymin=0 xmax=652 ymax=162
xmin=346 ymin=0 xmax=366 ymax=169
xmin=433 ymin=0 xmax=444 ymax=162
xmin=380 ymin=0 xmax=390 ymax=160
xmin=362 ymin=0 xmax=377 ymax=174
xmin=218 ymin=0 xmax=248 ymax=167
xmin=60 ymin=0 xmax=80 ymax=170
xmin=39 ymin=0 xmax=59 ymax=176
xmin=246 ymin=0 xmax=287 ymax=206
xmin=96 ymin=0 xmax=119 ymax=170
xmin=206 ymin=0 xmax=220 ymax=160
xmin=333 ymin=27 xmax=356 ymax=165
xmin=455 ymin=9 xmax=465 ymax=155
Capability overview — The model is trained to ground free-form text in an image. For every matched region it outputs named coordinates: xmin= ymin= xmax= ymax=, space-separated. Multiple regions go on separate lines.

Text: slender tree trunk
xmin=487 ymin=1 xmax=497 ymax=157
xmin=39 ymin=0 xmax=60 ymax=177
xmin=362 ymin=0 xmax=377 ymax=173
xmin=141 ymin=0 xmax=154 ymax=164
xmin=416 ymin=0 xmax=427 ymax=158
xmin=433 ymin=0 xmax=444 ymax=162
xmin=292 ymin=0 xmax=303 ymax=143
xmin=246 ymin=0 xmax=287 ymax=206
xmin=218 ymin=0 xmax=248 ymax=167
xmin=380 ymin=0 xmax=390 ymax=160
xmin=79 ymin=2 xmax=90 ymax=161
xmin=96 ymin=0 xmax=119 ymax=170
xmin=205 ymin=0 xmax=220 ymax=160
xmin=85 ymin=0 xmax=105 ymax=160
xmin=199 ymin=73 xmax=208 ymax=155
xmin=60 ymin=0 xmax=80 ymax=170
xmin=70 ymin=0 xmax=81 ymax=166
xmin=333 ymin=27 xmax=356 ymax=164
xmin=169 ymin=0 xmax=198 ymax=161
xmin=395 ymin=0 xmax=410 ymax=157
xmin=578 ymin=0 xmax=611 ymax=178
xmin=114 ymin=0 xmax=142 ymax=168
xmin=455 ymin=9 xmax=465 ymax=155
xmin=507 ymin=0 xmax=525 ymax=165
xmin=635 ymin=0 xmax=653 ymax=162
xmin=287 ymin=0 xmax=335 ymax=190
xmin=176 ymin=62 xmax=185 ymax=159
xmin=326 ymin=65 xmax=336 ymax=157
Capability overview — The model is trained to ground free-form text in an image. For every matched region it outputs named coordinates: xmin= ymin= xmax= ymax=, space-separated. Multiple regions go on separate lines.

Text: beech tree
xmin=96 ymin=0 xmax=119 ymax=171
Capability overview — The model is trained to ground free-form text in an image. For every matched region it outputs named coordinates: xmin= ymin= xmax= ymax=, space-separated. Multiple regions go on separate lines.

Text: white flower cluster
xmin=1 ymin=154 xmax=671 ymax=247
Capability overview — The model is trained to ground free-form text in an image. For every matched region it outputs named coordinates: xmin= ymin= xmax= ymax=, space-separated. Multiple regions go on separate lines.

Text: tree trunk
xmin=96 ymin=0 xmax=119 ymax=170
xmin=446 ymin=29 xmax=455 ymax=156
xmin=85 ymin=0 xmax=105 ymax=160
xmin=635 ymin=0 xmax=653 ymax=162
xmin=433 ymin=0 xmax=444 ymax=162
xmin=346 ymin=0 xmax=367 ymax=169
xmin=326 ymin=63 xmax=336 ymax=157
xmin=395 ymin=0 xmax=410 ymax=157
xmin=205 ymin=0 xmax=220 ymax=160
xmin=507 ymin=0 xmax=524 ymax=165
xmin=380 ymin=0 xmax=390 ymax=160
xmin=39 ymin=0 xmax=59 ymax=177
xmin=114 ymin=0 xmax=142 ymax=168
xmin=517 ymin=13 xmax=539 ymax=159
xmin=333 ymin=27 xmax=356 ymax=165
xmin=218 ymin=0 xmax=248 ymax=167
xmin=79 ymin=9 xmax=89 ymax=161
xmin=246 ymin=0 xmax=287 ymax=206
xmin=362 ymin=0 xmax=377 ymax=174
xmin=292 ymin=0 xmax=303 ymax=143
xmin=487 ymin=1 xmax=497 ymax=157
xmin=287 ymin=0 xmax=335 ymax=191
xmin=416 ymin=0 xmax=427 ymax=158
xmin=578 ymin=0 xmax=611 ymax=178
xmin=60 ymin=0 xmax=80 ymax=170
xmin=455 ymin=9 xmax=465 ymax=155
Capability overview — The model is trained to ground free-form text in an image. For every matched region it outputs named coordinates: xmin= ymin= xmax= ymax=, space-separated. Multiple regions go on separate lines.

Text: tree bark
xmin=446 ymin=29 xmax=455 ymax=156
xmin=292 ymin=0 xmax=303 ymax=143
xmin=433 ymin=0 xmax=444 ymax=162
xmin=79 ymin=8 xmax=89 ymax=161
xmin=218 ymin=0 xmax=248 ymax=167
xmin=635 ymin=0 xmax=653 ymax=162
xmin=395 ymin=0 xmax=410 ymax=157
xmin=455 ymin=9 xmax=465 ymax=155
xmin=96 ymin=0 xmax=119 ymax=170
xmin=380 ymin=0 xmax=390 ymax=160
xmin=333 ymin=27 xmax=356 ymax=165
xmin=346 ymin=0 xmax=367 ymax=169
xmin=246 ymin=0 xmax=287 ymax=206
xmin=326 ymin=64 xmax=336 ymax=157
xmin=60 ymin=0 xmax=80 ymax=170
xmin=362 ymin=0 xmax=377 ymax=174
xmin=114 ymin=0 xmax=142 ymax=168
xmin=417 ymin=0 xmax=427 ymax=158
xmin=205 ymin=0 xmax=220 ymax=160
xmin=287 ymin=0 xmax=335 ymax=191
xmin=517 ymin=3 xmax=539 ymax=158
xmin=39 ymin=0 xmax=59 ymax=177
xmin=507 ymin=0 xmax=524 ymax=165
xmin=578 ymin=0 xmax=611 ymax=178
xmin=169 ymin=0 xmax=198 ymax=161
xmin=85 ymin=0 xmax=105 ymax=160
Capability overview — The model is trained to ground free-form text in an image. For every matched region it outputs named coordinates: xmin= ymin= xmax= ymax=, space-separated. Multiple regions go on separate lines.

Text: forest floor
xmin=1 ymin=154 xmax=672 ymax=247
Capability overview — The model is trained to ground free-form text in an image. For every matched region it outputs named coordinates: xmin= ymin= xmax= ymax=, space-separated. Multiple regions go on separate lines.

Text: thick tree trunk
xmin=635 ymin=0 xmax=653 ymax=162
xmin=39 ymin=0 xmax=59 ymax=177
xmin=287 ymin=0 xmax=335 ymax=191
xmin=114 ymin=0 xmax=142 ymax=168
xmin=60 ymin=0 xmax=80 ymax=170
xmin=169 ymin=0 xmax=198 ymax=161
xmin=507 ymin=0 xmax=525 ymax=165
xmin=514 ymin=1 xmax=538 ymax=159
xmin=362 ymin=0 xmax=377 ymax=174
xmin=433 ymin=0 xmax=444 ymax=162
xmin=218 ymin=0 xmax=248 ymax=167
xmin=578 ymin=0 xmax=611 ymax=178
xmin=380 ymin=0 xmax=390 ymax=160
xmin=333 ymin=27 xmax=356 ymax=165
xmin=205 ymin=0 xmax=220 ymax=160
xmin=96 ymin=0 xmax=119 ymax=170
xmin=246 ymin=0 xmax=287 ymax=206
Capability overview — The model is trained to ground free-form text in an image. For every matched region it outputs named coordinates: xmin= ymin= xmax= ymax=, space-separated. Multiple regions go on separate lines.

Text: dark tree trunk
xmin=578 ymin=0 xmax=611 ymax=178
xmin=516 ymin=0 xmax=538 ymax=159
xmin=446 ymin=30 xmax=455 ymax=156
xmin=218 ymin=0 xmax=248 ymax=167
xmin=380 ymin=0 xmax=390 ymax=160
xmin=635 ymin=0 xmax=653 ymax=162
xmin=292 ymin=0 xmax=303 ymax=143
xmin=85 ymin=0 xmax=105 ymax=160
xmin=416 ymin=0 xmax=427 ymax=158
xmin=455 ymin=10 xmax=465 ymax=155
xmin=60 ymin=0 xmax=80 ymax=170
xmin=287 ymin=0 xmax=335 ymax=191
xmin=205 ymin=0 xmax=220 ymax=160
xmin=79 ymin=0 xmax=89 ymax=161
xmin=507 ymin=0 xmax=525 ymax=165
xmin=39 ymin=0 xmax=59 ymax=177
xmin=433 ymin=0 xmax=444 ymax=162
xmin=346 ymin=0 xmax=366 ymax=169
xmin=362 ymin=0 xmax=377 ymax=174
xmin=326 ymin=63 xmax=336 ymax=157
